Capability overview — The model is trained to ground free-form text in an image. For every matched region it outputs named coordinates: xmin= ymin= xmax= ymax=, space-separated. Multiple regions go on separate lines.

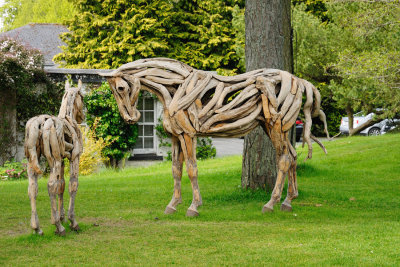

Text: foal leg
xmin=179 ymin=134 xmax=202 ymax=217
xmin=165 ymin=136 xmax=184 ymax=214
xmin=58 ymin=160 xmax=66 ymax=222
xmin=28 ymin=164 xmax=43 ymax=235
xmin=68 ymin=157 xmax=80 ymax=231
xmin=48 ymin=161 xmax=65 ymax=236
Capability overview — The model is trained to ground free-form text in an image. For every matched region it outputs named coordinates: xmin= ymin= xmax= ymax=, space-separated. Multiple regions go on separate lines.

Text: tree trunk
xmin=242 ymin=0 xmax=293 ymax=191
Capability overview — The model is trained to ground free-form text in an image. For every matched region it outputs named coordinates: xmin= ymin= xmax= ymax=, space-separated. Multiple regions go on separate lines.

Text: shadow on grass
xmin=16 ymin=223 xmax=93 ymax=244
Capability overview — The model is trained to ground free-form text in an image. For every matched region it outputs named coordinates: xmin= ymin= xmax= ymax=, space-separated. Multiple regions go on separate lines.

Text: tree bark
xmin=242 ymin=0 xmax=293 ymax=191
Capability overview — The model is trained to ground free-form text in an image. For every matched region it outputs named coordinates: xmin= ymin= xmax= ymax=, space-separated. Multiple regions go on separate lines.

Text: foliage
xmin=0 ymin=0 xmax=78 ymax=32
xmin=84 ymin=82 xmax=138 ymax=167
xmin=292 ymin=0 xmax=329 ymax=22
xmin=293 ymin=2 xmax=400 ymax=134
xmin=54 ymin=0 xmax=245 ymax=74
xmin=0 ymin=159 xmax=27 ymax=180
xmin=155 ymin=118 xmax=217 ymax=161
xmin=196 ymin=137 xmax=217 ymax=160
xmin=65 ymin=123 xmax=110 ymax=176
xmin=327 ymin=1 xmax=400 ymax=120
xmin=0 ymin=38 xmax=64 ymax=161
xmin=78 ymin=125 xmax=109 ymax=175
xmin=0 ymin=38 xmax=65 ymax=123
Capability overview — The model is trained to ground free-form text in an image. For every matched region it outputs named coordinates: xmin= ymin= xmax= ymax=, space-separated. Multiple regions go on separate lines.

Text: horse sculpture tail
xmin=24 ymin=119 xmax=43 ymax=174
xmin=301 ymin=79 xmax=330 ymax=161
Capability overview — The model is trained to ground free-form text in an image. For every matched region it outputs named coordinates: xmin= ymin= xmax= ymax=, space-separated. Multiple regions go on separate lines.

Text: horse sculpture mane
xmin=101 ymin=57 xmax=329 ymax=216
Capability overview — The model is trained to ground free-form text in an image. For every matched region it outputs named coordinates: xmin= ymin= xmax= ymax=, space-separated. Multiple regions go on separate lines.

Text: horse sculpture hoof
xmin=262 ymin=205 xmax=274 ymax=213
xmin=70 ymin=224 xmax=80 ymax=232
xmin=55 ymin=228 xmax=66 ymax=236
xmin=186 ymin=208 xmax=199 ymax=217
xmin=34 ymin=228 xmax=43 ymax=236
xmin=164 ymin=205 xmax=177 ymax=214
xmin=280 ymin=203 xmax=292 ymax=212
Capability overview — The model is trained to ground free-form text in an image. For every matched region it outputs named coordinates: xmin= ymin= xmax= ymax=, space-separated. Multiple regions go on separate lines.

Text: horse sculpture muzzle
xmin=109 ymin=76 xmax=141 ymax=124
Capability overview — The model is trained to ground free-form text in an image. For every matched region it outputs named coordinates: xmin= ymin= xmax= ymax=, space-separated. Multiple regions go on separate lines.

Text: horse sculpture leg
xmin=27 ymin=164 xmax=43 ymax=235
xmin=68 ymin=157 xmax=80 ymax=231
xmin=281 ymin=141 xmax=298 ymax=211
xmin=165 ymin=136 xmax=184 ymax=214
xmin=48 ymin=161 xmax=66 ymax=236
xmin=262 ymin=126 xmax=292 ymax=213
xmin=58 ymin=160 xmax=66 ymax=222
xmin=179 ymin=134 xmax=202 ymax=217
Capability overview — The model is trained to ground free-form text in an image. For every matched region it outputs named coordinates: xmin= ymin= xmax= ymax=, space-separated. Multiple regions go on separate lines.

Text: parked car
xmin=340 ymin=112 xmax=399 ymax=136
xmin=296 ymin=118 xmax=303 ymax=142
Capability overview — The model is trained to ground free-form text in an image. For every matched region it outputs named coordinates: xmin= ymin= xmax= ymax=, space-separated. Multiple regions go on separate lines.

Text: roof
xmin=0 ymin=23 xmax=68 ymax=67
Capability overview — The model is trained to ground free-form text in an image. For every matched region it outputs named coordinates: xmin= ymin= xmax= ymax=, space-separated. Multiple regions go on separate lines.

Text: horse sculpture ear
xmin=78 ymin=79 xmax=83 ymax=90
xmin=65 ymin=80 xmax=70 ymax=90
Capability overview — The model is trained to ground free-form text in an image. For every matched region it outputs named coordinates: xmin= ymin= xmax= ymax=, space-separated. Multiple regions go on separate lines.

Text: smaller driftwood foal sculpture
xmin=100 ymin=58 xmax=329 ymax=216
xmin=25 ymin=80 xmax=83 ymax=235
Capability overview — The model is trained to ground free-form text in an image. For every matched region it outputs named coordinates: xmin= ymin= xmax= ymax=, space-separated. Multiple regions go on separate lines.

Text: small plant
xmin=64 ymin=121 xmax=110 ymax=176
xmin=196 ymin=137 xmax=217 ymax=160
xmin=155 ymin=118 xmax=216 ymax=160
xmin=0 ymin=159 xmax=27 ymax=180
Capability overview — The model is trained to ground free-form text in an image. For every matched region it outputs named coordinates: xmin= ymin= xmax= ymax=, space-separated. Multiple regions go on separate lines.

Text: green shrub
xmin=85 ymin=82 xmax=138 ymax=168
xmin=155 ymin=119 xmax=217 ymax=160
xmin=196 ymin=137 xmax=217 ymax=160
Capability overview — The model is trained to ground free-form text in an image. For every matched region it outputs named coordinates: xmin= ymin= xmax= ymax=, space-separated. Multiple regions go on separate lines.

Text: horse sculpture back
xmin=101 ymin=58 xmax=329 ymax=216
xmin=25 ymin=80 xmax=83 ymax=235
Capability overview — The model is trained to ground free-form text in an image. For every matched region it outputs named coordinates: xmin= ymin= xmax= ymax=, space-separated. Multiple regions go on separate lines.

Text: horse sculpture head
xmin=101 ymin=75 xmax=141 ymax=124
xmin=59 ymin=80 xmax=85 ymax=124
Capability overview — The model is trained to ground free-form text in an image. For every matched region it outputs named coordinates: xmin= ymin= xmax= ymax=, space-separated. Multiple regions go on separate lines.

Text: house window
xmin=134 ymin=96 xmax=155 ymax=152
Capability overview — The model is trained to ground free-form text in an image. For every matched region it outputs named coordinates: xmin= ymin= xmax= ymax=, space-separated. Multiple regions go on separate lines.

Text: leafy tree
xmin=327 ymin=1 xmax=400 ymax=134
xmin=54 ymin=0 xmax=245 ymax=74
xmin=84 ymin=82 xmax=138 ymax=167
xmin=0 ymin=0 xmax=77 ymax=32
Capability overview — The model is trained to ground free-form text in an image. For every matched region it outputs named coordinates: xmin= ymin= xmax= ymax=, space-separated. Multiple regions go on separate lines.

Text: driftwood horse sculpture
xmin=25 ymin=80 xmax=84 ymax=235
xmin=100 ymin=58 xmax=329 ymax=216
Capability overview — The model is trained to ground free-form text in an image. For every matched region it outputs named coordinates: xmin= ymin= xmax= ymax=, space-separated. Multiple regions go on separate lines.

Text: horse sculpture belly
xmin=100 ymin=58 xmax=329 ymax=216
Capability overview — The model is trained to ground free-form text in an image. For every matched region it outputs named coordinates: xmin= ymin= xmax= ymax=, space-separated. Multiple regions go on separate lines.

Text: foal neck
xmin=58 ymin=88 xmax=82 ymax=122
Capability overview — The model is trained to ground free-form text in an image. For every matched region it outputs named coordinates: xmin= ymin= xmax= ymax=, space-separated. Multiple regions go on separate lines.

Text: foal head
xmin=59 ymin=80 xmax=84 ymax=124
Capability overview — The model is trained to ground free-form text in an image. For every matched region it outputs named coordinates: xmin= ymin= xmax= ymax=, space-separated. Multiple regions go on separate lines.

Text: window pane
xmin=144 ymin=98 xmax=154 ymax=110
xmin=137 ymin=97 xmax=143 ymax=110
xmin=144 ymin=125 xmax=153 ymax=136
xmin=138 ymin=125 xmax=143 ymax=136
xmin=135 ymin=137 xmax=143 ymax=149
xmin=144 ymin=111 xmax=154 ymax=122
xmin=144 ymin=137 xmax=153 ymax=148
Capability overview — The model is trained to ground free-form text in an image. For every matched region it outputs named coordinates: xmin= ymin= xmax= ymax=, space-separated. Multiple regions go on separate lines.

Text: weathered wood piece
xmin=24 ymin=80 xmax=84 ymax=236
xmin=100 ymin=57 xmax=329 ymax=216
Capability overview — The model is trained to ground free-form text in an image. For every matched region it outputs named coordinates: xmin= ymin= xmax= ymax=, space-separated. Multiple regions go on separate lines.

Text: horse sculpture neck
xmin=58 ymin=82 xmax=84 ymax=124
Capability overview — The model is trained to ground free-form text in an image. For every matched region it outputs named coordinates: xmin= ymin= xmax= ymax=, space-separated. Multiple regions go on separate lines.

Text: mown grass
xmin=0 ymin=134 xmax=399 ymax=266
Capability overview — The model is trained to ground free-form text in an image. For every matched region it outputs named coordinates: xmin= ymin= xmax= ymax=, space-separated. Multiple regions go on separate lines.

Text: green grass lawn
xmin=1 ymin=134 xmax=400 ymax=266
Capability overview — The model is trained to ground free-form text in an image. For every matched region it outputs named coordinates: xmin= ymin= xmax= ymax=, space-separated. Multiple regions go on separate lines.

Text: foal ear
xmin=65 ymin=80 xmax=70 ymax=90
xmin=78 ymin=79 xmax=83 ymax=90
